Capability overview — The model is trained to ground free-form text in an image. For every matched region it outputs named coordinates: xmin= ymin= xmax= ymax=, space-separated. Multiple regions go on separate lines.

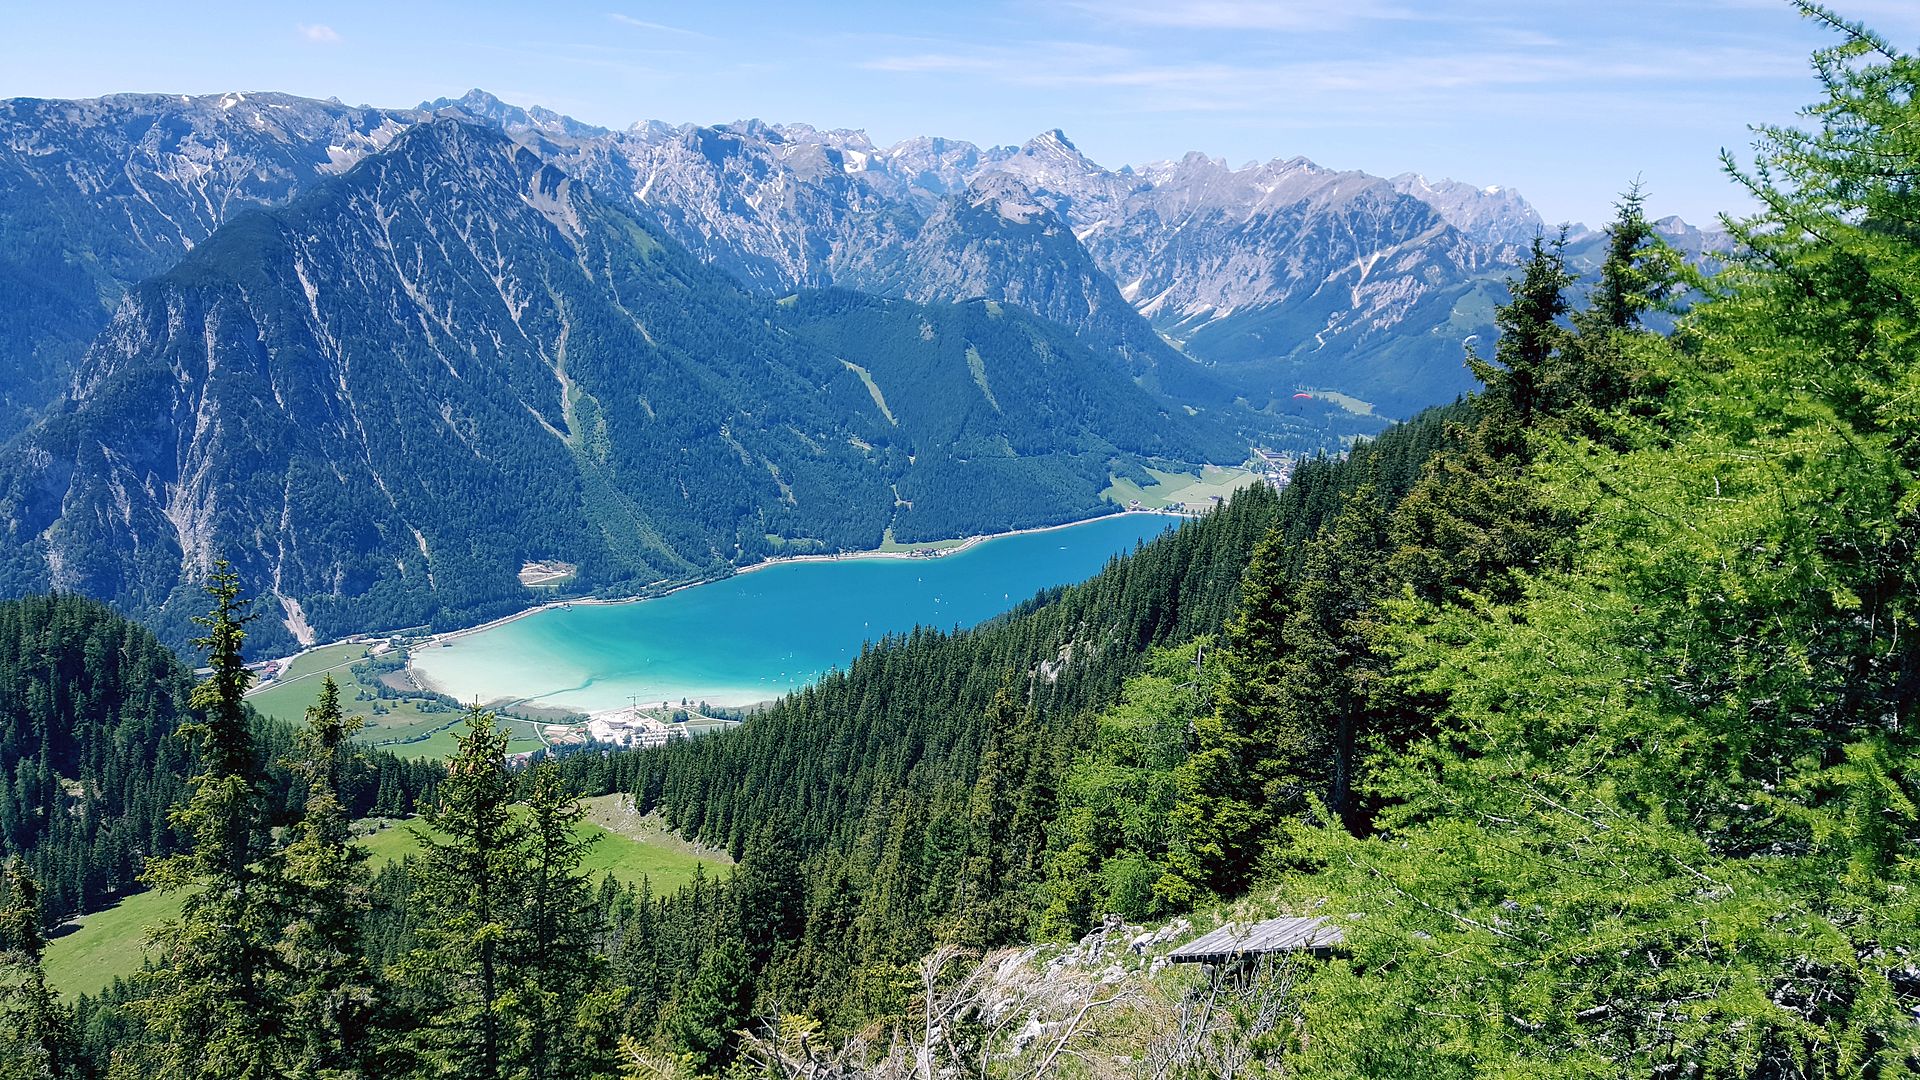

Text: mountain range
xmin=0 ymin=87 xmax=1723 ymax=651
xmin=0 ymin=119 xmax=1235 ymax=651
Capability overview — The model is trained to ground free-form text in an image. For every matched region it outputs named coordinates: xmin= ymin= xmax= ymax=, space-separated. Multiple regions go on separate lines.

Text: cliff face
xmin=0 ymin=91 xmax=422 ymax=438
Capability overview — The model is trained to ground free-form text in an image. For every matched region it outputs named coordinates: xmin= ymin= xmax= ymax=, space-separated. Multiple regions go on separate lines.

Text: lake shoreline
xmin=417 ymin=509 xmax=1185 ymax=649
xmin=400 ymin=510 xmax=1188 ymax=709
xmin=251 ymin=511 xmax=1185 ymax=707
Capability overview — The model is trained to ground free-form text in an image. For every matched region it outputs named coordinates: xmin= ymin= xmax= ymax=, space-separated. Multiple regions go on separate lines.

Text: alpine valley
xmin=0 ymin=88 xmax=1720 ymax=653
xmin=0 ymin=8 xmax=1917 ymax=1079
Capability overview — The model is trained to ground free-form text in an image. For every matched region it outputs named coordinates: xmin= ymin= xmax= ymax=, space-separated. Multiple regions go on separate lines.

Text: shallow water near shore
xmin=410 ymin=513 xmax=1180 ymax=713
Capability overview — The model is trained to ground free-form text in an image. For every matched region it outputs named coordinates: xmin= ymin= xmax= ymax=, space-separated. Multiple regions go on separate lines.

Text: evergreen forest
xmin=0 ymin=8 xmax=1917 ymax=1078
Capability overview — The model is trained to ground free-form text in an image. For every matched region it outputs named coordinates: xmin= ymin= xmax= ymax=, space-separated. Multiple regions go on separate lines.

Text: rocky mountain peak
xmin=984 ymin=130 xmax=1131 ymax=223
xmin=774 ymin=123 xmax=878 ymax=154
xmin=964 ymin=172 xmax=1053 ymax=225
xmin=423 ymin=88 xmax=509 ymax=115
xmin=422 ymin=89 xmax=608 ymax=140
xmin=626 ymin=118 xmax=691 ymax=141
xmin=1389 ymin=172 xmax=1544 ymax=247
xmin=1008 ymin=129 xmax=1102 ymax=177
xmin=1023 ymin=128 xmax=1081 ymax=156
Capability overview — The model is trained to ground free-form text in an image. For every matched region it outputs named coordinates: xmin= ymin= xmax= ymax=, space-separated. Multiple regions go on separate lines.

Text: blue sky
xmin=5 ymin=1 xmax=1918 ymax=225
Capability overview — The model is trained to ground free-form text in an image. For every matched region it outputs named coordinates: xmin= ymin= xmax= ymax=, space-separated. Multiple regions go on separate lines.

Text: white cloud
xmin=296 ymin=23 xmax=342 ymax=45
xmin=608 ymin=13 xmax=710 ymax=38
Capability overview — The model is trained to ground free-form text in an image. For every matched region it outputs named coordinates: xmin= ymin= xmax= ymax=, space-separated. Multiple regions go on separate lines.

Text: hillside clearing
xmin=1101 ymin=465 xmax=1259 ymax=511
xmin=44 ymin=803 xmax=727 ymax=997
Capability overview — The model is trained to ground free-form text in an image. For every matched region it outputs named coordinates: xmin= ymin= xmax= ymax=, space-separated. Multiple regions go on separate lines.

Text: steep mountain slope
xmin=581 ymin=119 xmax=918 ymax=293
xmin=0 ymin=86 xmax=1721 ymax=440
xmin=0 ymin=120 xmax=1224 ymax=653
xmin=872 ymin=174 xmax=1194 ymax=386
xmin=430 ymin=109 xmax=1274 ymax=426
xmin=504 ymin=118 xmax=1182 ymax=382
xmin=528 ymin=114 xmax=1536 ymax=416
xmin=1389 ymin=172 xmax=1545 ymax=246
xmin=0 ymin=88 xmax=1597 ymax=436
xmin=776 ymin=290 xmax=1240 ymax=541
xmin=1059 ymin=152 xmax=1512 ymax=414
xmin=0 ymin=92 xmax=421 ymax=438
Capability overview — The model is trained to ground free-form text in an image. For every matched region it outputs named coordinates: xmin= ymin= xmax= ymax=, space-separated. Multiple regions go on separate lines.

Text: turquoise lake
xmin=410 ymin=513 xmax=1180 ymax=713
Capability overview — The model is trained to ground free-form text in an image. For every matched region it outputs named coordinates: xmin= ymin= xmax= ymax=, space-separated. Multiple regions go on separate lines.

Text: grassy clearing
xmin=579 ymin=794 xmax=733 ymax=872
xmin=46 ymin=801 xmax=728 ymax=998
xmin=839 ymin=359 xmax=897 ymax=425
xmin=1101 ymin=466 xmax=1259 ymax=511
xmin=43 ymin=887 xmax=184 ymax=1000
xmin=357 ymin=798 xmax=727 ymax=893
xmin=1310 ymin=390 xmax=1376 ymax=417
xmin=381 ymin=715 xmax=545 ymax=760
xmin=964 ymin=345 xmax=1001 ymax=410
xmin=248 ymin=642 xmax=369 ymax=718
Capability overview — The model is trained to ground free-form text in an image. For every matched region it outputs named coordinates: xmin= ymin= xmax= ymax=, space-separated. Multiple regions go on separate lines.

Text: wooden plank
xmin=1167 ymin=915 xmax=1343 ymax=963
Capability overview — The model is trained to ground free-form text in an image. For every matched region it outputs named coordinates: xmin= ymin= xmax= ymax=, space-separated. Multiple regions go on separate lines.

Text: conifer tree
xmin=397 ymin=707 xmax=525 ymax=1080
xmin=1265 ymin=487 xmax=1394 ymax=833
xmin=950 ymin=682 xmax=1027 ymax=946
xmin=664 ymin=938 xmax=749 ymax=1074
xmin=733 ymin=819 xmax=804 ymax=970
xmin=1158 ymin=526 xmax=1294 ymax=904
xmin=128 ymin=562 xmax=284 ymax=1079
xmin=517 ymin=761 xmax=601 ymax=1080
xmin=1582 ymin=181 xmax=1659 ymax=334
xmin=1470 ymin=233 xmax=1577 ymax=437
xmin=0 ymin=861 xmax=79 ymax=1080
xmin=275 ymin=676 xmax=377 ymax=1078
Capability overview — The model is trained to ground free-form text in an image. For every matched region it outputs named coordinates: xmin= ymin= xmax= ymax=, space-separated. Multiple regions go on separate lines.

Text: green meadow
xmin=1101 ymin=465 xmax=1259 ymax=511
xmin=44 ymin=795 xmax=727 ymax=998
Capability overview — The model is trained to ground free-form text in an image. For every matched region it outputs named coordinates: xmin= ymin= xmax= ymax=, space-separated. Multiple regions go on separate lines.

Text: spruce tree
xmin=128 ymin=562 xmax=284 ymax=1079
xmin=1158 ymin=528 xmax=1291 ymax=904
xmin=664 ymin=937 xmax=749 ymax=1074
xmin=0 ymin=861 xmax=80 ymax=1080
xmin=733 ymin=819 xmax=804 ymax=971
xmin=1264 ymin=486 xmax=1394 ymax=833
xmin=950 ymin=682 xmax=1027 ymax=946
xmin=517 ymin=761 xmax=601 ymax=1080
xmin=397 ymin=707 xmax=525 ymax=1080
xmin=1581 ymin=181 xmax=1659 ymax=334
xmin=1470 ymin=232 xmax=1576 ymax=437
xmin=275 ymin=676 xmax=377 ymax=1078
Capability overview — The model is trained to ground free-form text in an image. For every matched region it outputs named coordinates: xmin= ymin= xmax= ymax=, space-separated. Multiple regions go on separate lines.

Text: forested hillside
xmin=1 ymin=8 xmax=1916 ymax=1080
xmin=553 ymin=401 xmax=1460 ymax=1028
xmin=0 ymin=596 xmax=194 ymax=921
xmin=0 ymin=405 xmax=1457 ymax=1075
xmin=0 ymin=595 xmax=438 ymax=929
